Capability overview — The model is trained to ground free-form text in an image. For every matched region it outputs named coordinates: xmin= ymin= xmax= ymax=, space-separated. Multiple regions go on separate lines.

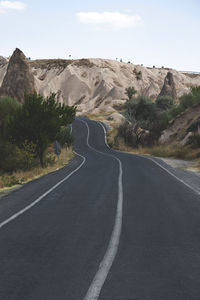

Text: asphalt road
xmin=0 ymin=118 xmax=200 ymax=300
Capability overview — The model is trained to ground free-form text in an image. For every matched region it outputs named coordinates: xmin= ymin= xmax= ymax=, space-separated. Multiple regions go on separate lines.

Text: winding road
xmin=0 ymin=118 xmax=200 ymax=299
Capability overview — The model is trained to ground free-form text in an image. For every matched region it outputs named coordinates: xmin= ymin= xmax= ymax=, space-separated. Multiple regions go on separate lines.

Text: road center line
xmin=79 ymin=119 xmax=123 ymax=300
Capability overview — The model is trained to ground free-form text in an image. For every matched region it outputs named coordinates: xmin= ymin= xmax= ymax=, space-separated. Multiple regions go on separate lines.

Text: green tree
xmin=9 ymin=93 xmax=76 ymax=167
xmin=123 ymin=96 xmax=169 ymax=146
xmin=56 ymin=126 xmax=73 ymax=147
xmin=125 ymin=86 xmax=137 ymax=101
xmin=0 ymin=97 xmax=23 ymax=172
xmin=0 ymin=97 xmax=21 ymax=139
xmin=126 ymin=96 xmax=157 ymax=126
xmin=156 ymin=96 xmax=175 ymax=111
xmin=191 ymin=86 xmax=200 ymax=97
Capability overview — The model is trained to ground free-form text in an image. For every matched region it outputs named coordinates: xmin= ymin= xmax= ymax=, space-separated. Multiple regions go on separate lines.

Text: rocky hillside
xmin=160 ymin=104 xmax=200 ymax=145
xmin=0 ymin=49 xmax=200 ymax=113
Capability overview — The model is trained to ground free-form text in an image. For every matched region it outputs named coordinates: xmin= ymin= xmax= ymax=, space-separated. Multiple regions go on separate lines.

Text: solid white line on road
xmin=143 ymin=156 xmax=200 ymax=196
xmin=98 ymin=122 xmax=110 ymax=149
xmin=79 ymin=119 xmax=123 ymax=300
xmin=99 ymin=121 xmax=200 ymax=196
xmin=0 ymin=151 xmax=86 ymax=230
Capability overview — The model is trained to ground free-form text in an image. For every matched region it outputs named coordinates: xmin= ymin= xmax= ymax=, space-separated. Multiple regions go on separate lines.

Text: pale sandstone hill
xmin=0 ymin=51 xmax=200 ymax=113
xmin=32 ymin=59 xmax=200 ymax=114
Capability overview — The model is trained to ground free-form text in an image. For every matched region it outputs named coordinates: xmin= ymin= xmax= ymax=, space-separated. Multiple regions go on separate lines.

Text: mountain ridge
xmin=0 ymin=49 xmax=200 ymax=114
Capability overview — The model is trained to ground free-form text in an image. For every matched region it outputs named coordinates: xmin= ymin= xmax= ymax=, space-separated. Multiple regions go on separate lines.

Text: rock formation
xmin=159 ymin=103 xmax=200 ymax=145
xmin=158 ymin=72 xmax=177 ymax=99
xmin=0 ymin=56 xmax=8 ymax=67
xmin=0 ymin=50 xmax=200 ymax=113
xmin=0 ymin=48 xmax=35 ymax=102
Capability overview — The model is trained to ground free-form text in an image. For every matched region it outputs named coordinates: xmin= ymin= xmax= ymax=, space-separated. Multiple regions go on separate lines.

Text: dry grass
xmin=196 ymin=159 xmax=200 ymax=169
xmin=83 ymin=112 xmax=113 ymax=122
xmin=135 ymin=146 xmax=200 ymax=161
xmin=0 ymin=147 xmax=74 ymax=191
xmin=115 ymin=141 xmax=200 ymax=161
xmin=107 ymin=127 xmax=200 ymax=171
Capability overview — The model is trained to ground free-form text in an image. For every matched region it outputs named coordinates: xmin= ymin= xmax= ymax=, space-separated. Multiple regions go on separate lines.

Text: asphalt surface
xmin=0 ymin=118 xmax=200 ymax=300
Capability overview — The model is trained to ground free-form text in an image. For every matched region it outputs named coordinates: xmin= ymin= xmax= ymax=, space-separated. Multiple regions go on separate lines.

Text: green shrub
xmin=118 ymin=122 xmax=138 ymax=147
xmin=156 ymin=96 xmax=175 ymax=111
xmin=0 ymin=140 xmax=39 ymax=173
xmin=167 ymin=86 xmax=200 ymax=120
xmin=56 ymin=126 xmax=73 ymax=147
xmin=125 ymin=96 xmax=157 ymax=125
xmin=0 ymin=97 xmax=21 ymax=139
xmin=191 ymin=86 xmax=200 ymax=97
xmin=122 ymin=96 xmax=171 ymax=146
xmin=9 ymin=93 xmax=76 ymax=167
xmin=125 ymin=87 xmax=137 ymax=101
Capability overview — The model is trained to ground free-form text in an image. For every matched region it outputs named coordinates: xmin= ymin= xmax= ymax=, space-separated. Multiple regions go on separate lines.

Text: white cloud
xmin=124 ymin=9 xmax=133 ymax=13
xmin=0 ymin=1 xmax=26 ymax=13
xmin=76 ymin=11 xmax=142 ymax=30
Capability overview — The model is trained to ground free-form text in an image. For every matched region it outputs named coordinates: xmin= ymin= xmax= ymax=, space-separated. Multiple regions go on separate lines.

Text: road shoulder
xmin=144 ymin=155 xmax=200 ymax=195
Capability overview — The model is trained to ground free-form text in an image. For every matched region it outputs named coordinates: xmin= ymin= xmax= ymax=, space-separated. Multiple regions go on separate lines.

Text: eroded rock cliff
xmin=0 ymin=48 xmax=35 ymax=102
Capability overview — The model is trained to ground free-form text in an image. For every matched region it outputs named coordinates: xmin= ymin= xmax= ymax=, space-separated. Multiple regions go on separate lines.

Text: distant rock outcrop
xmin=0 ymin=48 xmax=35 ymax=101
xmin=158 ymin=72 xmax=177 ymax=99
xmin=0 ymin=56 xmax=8 ymax=67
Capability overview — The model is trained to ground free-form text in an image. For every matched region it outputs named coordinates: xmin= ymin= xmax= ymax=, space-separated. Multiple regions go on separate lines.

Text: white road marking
xmin=79 ymin=119 xmax=123 ymax=300
xmin=0 ymin=149 xmax=86 ymax=230
xmin=98 ymin=122 xmax=110 ymax=149
xmin=99 ymin=121 xmax=200 ymax=196
xmin=83 ymin=119 xmax=199 ymax=299
xmin=142 ymin=156 xmax=200 ymax=196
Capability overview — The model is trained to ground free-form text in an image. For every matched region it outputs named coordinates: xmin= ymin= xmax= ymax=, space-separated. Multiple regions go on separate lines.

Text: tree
xmin=125 ymin=86 xmax=137 ymax=101
xmin=0 ymin=97 xmax=22 ymax=172
xmin=156 ymin=96 xmax=175 ymax=111
xmin=9 ymin=93 xmax=76 ymax=167
xmin=191 ymin=86 xmax=200 ymax=97
xmin=124 ymin=96 xmax=168 ymax=146
xmin=0 ymin=97 xmax=21 ymax=139
xmin=56 ymin=126 xmax=73 ymax=147
xmin=126 ymin=96 xmax=157 ymax=126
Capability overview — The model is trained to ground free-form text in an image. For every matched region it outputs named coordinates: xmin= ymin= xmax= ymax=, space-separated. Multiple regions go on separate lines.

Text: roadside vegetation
xmin=0 ymin=93 xmax=76 ymax=189
xmin=109 ymin=86 xmax=200 ymax=162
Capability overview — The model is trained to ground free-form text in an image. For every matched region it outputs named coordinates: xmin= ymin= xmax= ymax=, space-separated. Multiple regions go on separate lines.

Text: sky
xmin=0 ymin=0 xmax=199 ymax=71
